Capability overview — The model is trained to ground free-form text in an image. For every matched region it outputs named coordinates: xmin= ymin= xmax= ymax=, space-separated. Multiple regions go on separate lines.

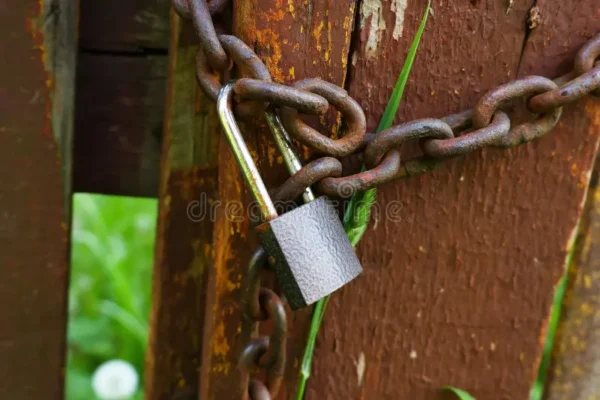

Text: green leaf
xmin=442 ymin=386 xmax=477 ymax=400
xmin=68 ymin=317 xmax=115 ymax=359
xmin=343 ymin=0 xmax=431 ymax=248
xmin=344 ymin=185 xmax=377 ymax=246
xmin=530 ymin=230 xmax=577 ymax=400
xmin=376 ymin=0 xmax=431 ymax=133
xmin=99 ymin=300 xmax=148 ymax=351
xmin=295 ymin=2 xmax=432 ymax=399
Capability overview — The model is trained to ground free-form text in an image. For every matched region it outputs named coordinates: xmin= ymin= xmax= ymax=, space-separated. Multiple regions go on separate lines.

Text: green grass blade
xmin=344 ymin=185 xmax=377 ymax=246
xmin=344 ymin=0 xmax=431 ymax=246
xmin=99 ymin=300 xmax=148 ymax=350
xmin=442 ymin=386 xmax=477 ymax=400
xmin=295 ymin=2 xmax=431 ymax=399
xmin=376 ymin=0 xmax=431 ymax=133
xmin=530 ymin=229 xmax=578 ymax=400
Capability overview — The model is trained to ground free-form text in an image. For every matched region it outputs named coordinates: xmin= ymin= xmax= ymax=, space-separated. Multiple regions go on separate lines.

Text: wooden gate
xmin=2 ymin=0 xmax=600 ymax=399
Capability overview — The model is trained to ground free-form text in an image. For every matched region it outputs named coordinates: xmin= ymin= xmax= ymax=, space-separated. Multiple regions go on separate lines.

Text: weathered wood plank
xmin=520 ymin=4 xmax=600 ymax=399
xmin=0 ymin=0 xmax=76 ymax=398
xmin=73 ymin=54 xmax=164 ymax=197
xmin=193 ymin=1 xmax=360 ymax=398
xmin=544 ymin=161 xmax=600 ymax=400
xmin=301 ymin=0 xmax=600 ymax=399
xmin=80 ymin=0 xmax=171 ymax=51
xmin=144 ymin=11 xmax=221 ymax=399
xmin=149 ymin=1 xmax=358 ymax=398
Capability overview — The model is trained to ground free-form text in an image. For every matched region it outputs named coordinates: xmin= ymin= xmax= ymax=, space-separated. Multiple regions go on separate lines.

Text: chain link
xmin=172 ymin=0 xmax=600 ymax=395
xmin=239 ymin=248 xmax=286 ymax=400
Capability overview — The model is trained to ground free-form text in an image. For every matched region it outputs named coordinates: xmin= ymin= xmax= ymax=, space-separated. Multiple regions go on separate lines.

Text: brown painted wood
xmin=306 ymin=1 xmax=600 ymax=399
xmin=80 ymin=0 xmax=171 ymax=51
xmin=0 ymin=0 xmax=76 ymax=398
xmin=145 ymin=11 xmax=221 ymax=400
xmin=534 ymin=6 xmax=600 ymax=395
xmin=73 ymin=54 xmax=165 ymax=197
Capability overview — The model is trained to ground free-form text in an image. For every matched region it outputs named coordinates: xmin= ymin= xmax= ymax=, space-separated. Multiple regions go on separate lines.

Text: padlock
xmin=217 ymin=83 xmax=363 ymax=309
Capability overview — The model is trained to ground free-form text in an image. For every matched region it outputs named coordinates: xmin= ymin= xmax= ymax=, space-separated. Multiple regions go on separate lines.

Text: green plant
xmin=295 ymin=2 xmax=432 ymax=398
xmin=443 ymin=386 xmax=476 ymax=400
xmin=66 ymin=194 xmax=158 ymax=399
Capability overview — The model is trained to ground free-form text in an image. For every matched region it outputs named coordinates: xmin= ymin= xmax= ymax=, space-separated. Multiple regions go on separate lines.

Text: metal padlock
xmin=217 ymin=83 xmax=363 ymax=309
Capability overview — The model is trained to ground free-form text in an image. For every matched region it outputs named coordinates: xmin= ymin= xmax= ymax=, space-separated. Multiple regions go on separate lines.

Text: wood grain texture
xmin=73 ymin=54 xmax=164 ymax=197
xmin=80 ymin=0 xmax=171 ymax=51
xmin=145 ymin=11 xmax=221 ymax=400
xmin=0 ymin=0 xmax=75 ymax=398
xmin=307 ymin=0 xmax=600 ymax=399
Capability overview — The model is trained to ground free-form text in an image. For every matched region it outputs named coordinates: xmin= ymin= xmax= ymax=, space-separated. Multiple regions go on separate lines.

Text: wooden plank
xmin=80 ymin=0 xmax=172 ymax=51
xmin=73 ymin=54 xmax=165 ymax=197
xmin=521 ymin=5 xmax=600 ymax=399
xmin=148 ymin=1 xmax=359 ymax=399
xmin=144 ymin=12 xmax=221 ymax=399
xmin=544 ymin=162 xmax=600 ymax=399
xmin=195 ymin=1 xmax=360 ymax=398
xmin=0 ymin=0 xmax=76 ymax=398
xmin=302 ymin=1 xmax=600 ymax=399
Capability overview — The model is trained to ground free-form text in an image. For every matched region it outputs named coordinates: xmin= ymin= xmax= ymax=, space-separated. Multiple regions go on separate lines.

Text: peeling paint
xmin=313 ymin=21 xmax=325 ymax=52
xmin=359 ymin=0 xmax=386 ymax=58
xmin=355 ymin=352 xmax=366 ymax=386
xmin=391 ymin=0 xmax=408 ymax=40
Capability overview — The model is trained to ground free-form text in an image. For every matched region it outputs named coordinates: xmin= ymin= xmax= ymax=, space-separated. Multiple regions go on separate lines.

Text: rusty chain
xmin=173 ymin=1 xmax=600 ymax=398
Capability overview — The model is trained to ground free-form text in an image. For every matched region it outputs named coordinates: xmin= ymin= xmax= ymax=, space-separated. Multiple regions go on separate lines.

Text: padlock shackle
xmin=217 ymin=83 xmax=279 ymax=221
xmin=264 ymin=108 xmax=315 ymax=203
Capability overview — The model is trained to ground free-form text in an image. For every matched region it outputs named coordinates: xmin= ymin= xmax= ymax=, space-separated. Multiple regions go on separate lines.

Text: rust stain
xmin=211 ymin=321 xmax=231 ymax=374
xmin=256 ymin=29 xmax=285 ymax=83
xmin=209 ymin=153 xmax=246 ymax=374
xmin=313 ymin=21 xmax=325 ymax=52
xmin=325 ymin=22 xmax=332 ymax=63
xmin=287 ymin=0 xmax=296 ymax=18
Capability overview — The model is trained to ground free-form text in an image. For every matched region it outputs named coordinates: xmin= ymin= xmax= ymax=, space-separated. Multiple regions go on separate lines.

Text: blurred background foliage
xmin=66 ymin=194 xmax=157 ymax=399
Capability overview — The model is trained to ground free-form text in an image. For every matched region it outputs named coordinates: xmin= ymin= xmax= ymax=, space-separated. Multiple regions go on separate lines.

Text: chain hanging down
xmin=172 ymin=1 xmax=600 ymax=398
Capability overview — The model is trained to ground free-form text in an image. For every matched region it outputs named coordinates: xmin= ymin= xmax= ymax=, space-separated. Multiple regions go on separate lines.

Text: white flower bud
xmin=91 ymin=359 xmax=139 ymax=400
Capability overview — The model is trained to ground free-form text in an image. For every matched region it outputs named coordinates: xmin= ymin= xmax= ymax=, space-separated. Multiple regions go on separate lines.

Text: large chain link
xmin=173 ymin=1 xmax=600 ymax=397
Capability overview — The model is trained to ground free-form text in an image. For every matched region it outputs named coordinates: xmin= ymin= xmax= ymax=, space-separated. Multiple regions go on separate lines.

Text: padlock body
xmin=256 ymin=196 xmax=363 ymax=309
